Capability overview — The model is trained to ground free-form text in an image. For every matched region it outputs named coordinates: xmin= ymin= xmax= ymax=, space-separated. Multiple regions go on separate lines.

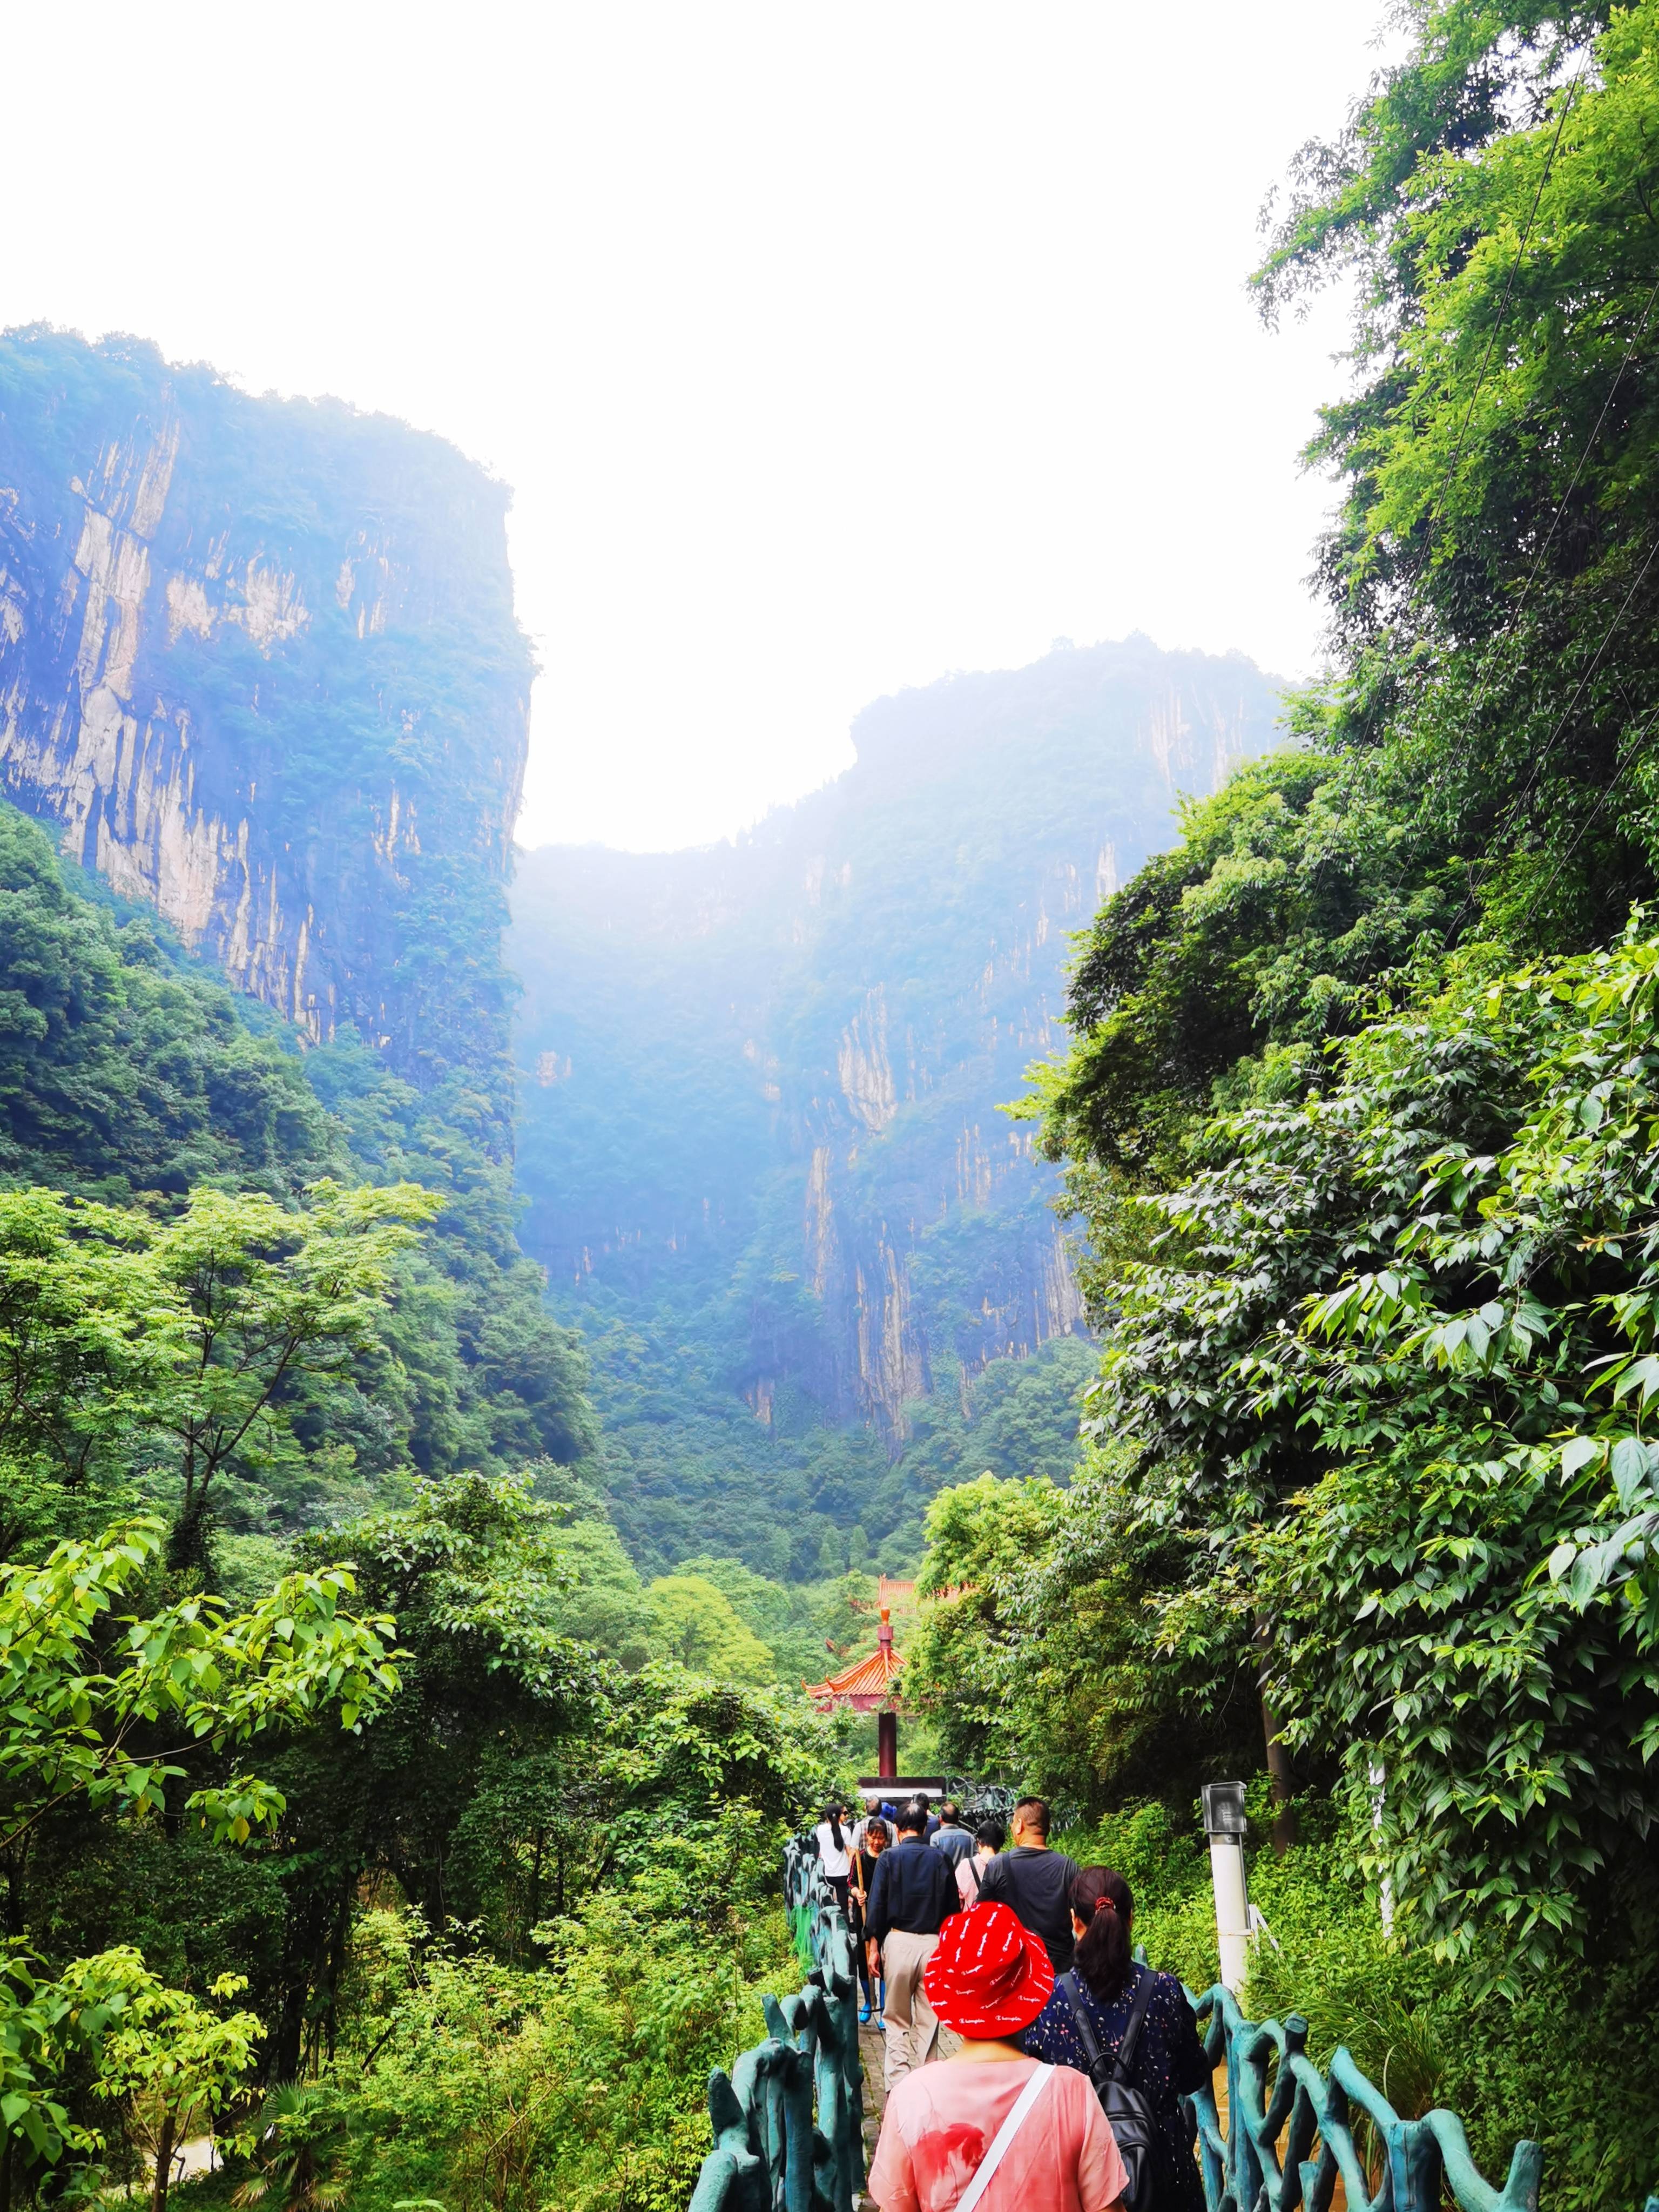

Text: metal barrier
xmin=688 ymin=1835 xmax=864 ymax=2212
xmin=1184 ymin=1981 xmax=1542 ymax=2212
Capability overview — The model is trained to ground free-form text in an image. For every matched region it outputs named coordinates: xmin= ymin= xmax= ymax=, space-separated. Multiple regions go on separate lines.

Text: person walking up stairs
xmin=862 ymin=1802 xmax=962 ymax=2089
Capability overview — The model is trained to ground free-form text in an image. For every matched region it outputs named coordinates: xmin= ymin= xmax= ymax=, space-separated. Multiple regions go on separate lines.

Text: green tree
xmin=146 ymin=1181 xmax=440 ymax=1566
xmin=644 ymin=1576 xmax=775 ymax=1685
xmin=1054 ymin=930 xmax=1659 ymax=1979
xmin=83 ymin=1958 xmax=265 ymax=2212
xmin=1 ymin=1517 xmax=397 ymax=1920
xmin=0 ymin=1516 xmax=396 ymax=2198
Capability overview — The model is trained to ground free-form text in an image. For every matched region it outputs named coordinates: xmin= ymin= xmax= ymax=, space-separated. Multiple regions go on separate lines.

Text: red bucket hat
xmin=923 ymin=1902 xmax=1055 ymax=2038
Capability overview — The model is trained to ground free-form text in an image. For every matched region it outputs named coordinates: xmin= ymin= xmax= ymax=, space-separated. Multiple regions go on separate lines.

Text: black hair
xmin=908 ymin=1793 xmax=931 ymax=1815
xmin=1070 ymin=1867 xmax=1134 ymax=2003
xmin=974 ymin=1818 xmax=1006 ymax=1851
xmin=825 ymin=1806 xmax=845 ymax=1852
xmin=1012 ymin=1795 xmax=1051 ymax=1838
xmin=896 ymin=1804 xmax=928 ymax=1836
xmin=940 ymin=1800 xmax=961 ymax=1824
xmin=864 ymin=1817 xmax=889 ymax=1845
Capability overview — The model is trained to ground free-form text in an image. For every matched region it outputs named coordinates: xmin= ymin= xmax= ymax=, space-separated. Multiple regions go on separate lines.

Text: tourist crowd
xmin=810 ymin=1792 xmax=1209 ymax=2212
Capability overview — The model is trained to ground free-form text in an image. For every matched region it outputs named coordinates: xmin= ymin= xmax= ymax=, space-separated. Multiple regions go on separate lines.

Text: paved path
xmin=857 ymin=2017 xmax=886 ymax=2199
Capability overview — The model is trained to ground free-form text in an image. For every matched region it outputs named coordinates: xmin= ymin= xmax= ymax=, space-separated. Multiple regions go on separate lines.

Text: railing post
xmin=1201 ymin=1781 xmax=1251 ymax=1994
xmin=689 ymin=1832 xmax=865 ymax=2212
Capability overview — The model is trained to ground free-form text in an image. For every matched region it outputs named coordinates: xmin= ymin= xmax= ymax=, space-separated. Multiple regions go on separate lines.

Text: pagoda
xmin=804 ymin=1603 xmax=904 ymax=1779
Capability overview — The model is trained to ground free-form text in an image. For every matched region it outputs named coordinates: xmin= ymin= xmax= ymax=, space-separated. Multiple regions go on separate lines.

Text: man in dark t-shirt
xmin=976 ymin=1794 xmax=1081 ymax=1970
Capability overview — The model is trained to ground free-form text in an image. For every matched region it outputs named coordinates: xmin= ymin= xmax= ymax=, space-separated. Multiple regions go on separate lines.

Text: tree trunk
xmin=151 ymin=2108 xmax=177 ymax=2212
xmin=1255 ymin=1625 xmax=1298 ymax=1853
xmin=1260 ymin=1688 xmax=1298 ymax=1851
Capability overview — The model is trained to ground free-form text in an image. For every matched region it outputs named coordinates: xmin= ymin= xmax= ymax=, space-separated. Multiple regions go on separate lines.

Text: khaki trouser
xmin=879 ymin=1929 xmax=961 ymax=2090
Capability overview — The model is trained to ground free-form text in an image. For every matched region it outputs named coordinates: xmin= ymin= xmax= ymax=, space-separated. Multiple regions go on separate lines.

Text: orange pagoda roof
xmin=804 ymin=1604 xmax=902 ymax=1713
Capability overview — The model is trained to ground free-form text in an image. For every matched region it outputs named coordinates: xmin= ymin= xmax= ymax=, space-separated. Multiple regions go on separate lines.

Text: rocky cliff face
xmin=511 ymin=636 xmax=1285 ymax=1472
xmin=0 ymin=329 xmax=530 ymax=1119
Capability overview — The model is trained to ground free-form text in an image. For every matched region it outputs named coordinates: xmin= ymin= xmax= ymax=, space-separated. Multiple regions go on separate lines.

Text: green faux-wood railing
xmin=687 ymin=1834 xmax=864 ymax=2212
xmin=685 ymin=1835 xmax=1546 ymax=2212
xmin=1182 ymin=1981 xmax=1542 ymax=2212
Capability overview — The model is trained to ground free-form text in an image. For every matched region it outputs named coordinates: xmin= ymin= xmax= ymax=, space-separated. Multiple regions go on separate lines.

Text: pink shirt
xmin=956 ymin=1855 xmax=990 ymax=1909
xmin=867 ymin=2057 xmax=1127 ymax=2212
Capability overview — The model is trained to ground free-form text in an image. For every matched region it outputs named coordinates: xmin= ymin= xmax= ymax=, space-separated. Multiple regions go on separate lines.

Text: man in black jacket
xmin=976 ymin=1795 xmax=1082 ymax=1970
xmin=862 ymin=1802 xmax=961 ymax=2088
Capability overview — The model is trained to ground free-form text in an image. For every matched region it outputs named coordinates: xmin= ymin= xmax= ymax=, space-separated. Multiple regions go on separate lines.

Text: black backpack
xmin=1058 ymin=1965 xmax=1160 ymax=2212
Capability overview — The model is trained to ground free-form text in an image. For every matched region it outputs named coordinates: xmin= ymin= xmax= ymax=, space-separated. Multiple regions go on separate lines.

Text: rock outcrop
xmin=0 ymin=329 xmax=530 ymax=1121
xmin=511 ymin=634 xmax=1287 ymax=1451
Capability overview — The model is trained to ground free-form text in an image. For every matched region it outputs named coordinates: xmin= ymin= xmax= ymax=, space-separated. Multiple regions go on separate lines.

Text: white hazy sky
xmin=1 ymin=2 xmax=1395 ymax=851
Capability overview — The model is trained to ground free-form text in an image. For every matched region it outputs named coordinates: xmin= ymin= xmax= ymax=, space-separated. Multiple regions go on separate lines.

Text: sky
xmin=0 ymin=2 xmax=1397 ymax=852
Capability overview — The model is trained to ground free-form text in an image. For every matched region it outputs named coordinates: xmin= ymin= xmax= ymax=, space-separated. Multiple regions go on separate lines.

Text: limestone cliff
xmin=0 ymin=329 xmax=529 ymax=1123
xmin=511 ymin=635 xmax=1286 ymax=1476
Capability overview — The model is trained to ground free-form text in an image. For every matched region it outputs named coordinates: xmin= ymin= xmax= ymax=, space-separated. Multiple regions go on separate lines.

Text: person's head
xmin=1009 ymin=1796 xmax=1051 ymax=1847
xmin=865 ymin=1818 xmax=889 ymax=1853
xmin=939 ymin=1799 xmax=962 ymax=1827
xmin=908 ymin=1792 xmax=932 ymax=1818
xmin=923 ymin=1900 xmax=1054 ymax=2045
xmin=865 ymin=1794 xmax=882 ymax=1817
xmin=896 ymin=1804 xmax=928 ymax=1838
xmin=1069 ymin=1867 xmax=1134 ymax=2004
xmin=974 ymin=1818 xmax=1005 ymax=1856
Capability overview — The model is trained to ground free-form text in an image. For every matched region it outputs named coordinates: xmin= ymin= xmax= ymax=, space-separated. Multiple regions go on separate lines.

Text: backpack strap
xmin=954 ymin=2064 xmax=1054 ymax=2212
xmin=1058 ymin=1972 xmax=1104 ymax=2067
xmin=1059 ymin=1966 xmax=1157 ymax=2085
xmin=1111 ymin=1965 xmax=1158 ymax=2084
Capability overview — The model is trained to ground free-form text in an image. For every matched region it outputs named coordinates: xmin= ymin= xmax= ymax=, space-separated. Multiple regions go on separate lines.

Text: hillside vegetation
xmin=0 ymin=802 xmax=854 ymax=2210
xmin=911 ymin=5 xmax=1659 ymax=2202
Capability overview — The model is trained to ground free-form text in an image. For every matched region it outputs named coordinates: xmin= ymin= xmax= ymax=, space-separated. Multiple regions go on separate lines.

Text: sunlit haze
xmin=1 ymin=2 xmax=1397 ymax=851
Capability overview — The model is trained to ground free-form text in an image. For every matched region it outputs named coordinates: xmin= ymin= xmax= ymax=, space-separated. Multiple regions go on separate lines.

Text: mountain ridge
xmin=510 ymin=633 xmax=1287 ymax=1571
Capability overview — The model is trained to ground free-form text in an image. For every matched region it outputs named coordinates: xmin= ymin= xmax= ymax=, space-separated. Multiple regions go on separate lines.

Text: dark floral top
xmin=1020 ymin=1962 xmax=1209 ymax=2212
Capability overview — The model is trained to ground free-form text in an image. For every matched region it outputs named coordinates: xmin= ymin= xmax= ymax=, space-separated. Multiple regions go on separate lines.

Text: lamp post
xmin=1202 ymin=1781 xmax=1250 ymax=1993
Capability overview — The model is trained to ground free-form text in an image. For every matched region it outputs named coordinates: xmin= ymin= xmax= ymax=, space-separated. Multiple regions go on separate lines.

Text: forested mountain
xmin=17 ymin=4 xmax=1659 ymax=2206
xmin=510 ymin=637 xmax=1284 ymax=1575
xmin=0 ymin=326 xmax=592 ymax=1576
xmin=0 ymin=335 xmax=836 ymax=2212
xmin=0 ymin=326 xmax=527 ymax=1125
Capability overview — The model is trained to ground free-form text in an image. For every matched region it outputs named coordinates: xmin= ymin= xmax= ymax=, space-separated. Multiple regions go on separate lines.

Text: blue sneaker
xmin=859 ymin=2003 xmax=872 ymax=2023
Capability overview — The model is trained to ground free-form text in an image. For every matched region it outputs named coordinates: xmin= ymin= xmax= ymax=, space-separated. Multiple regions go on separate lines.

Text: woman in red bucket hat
xmin=866 ymin=1903 xmax=1129 ymax=2212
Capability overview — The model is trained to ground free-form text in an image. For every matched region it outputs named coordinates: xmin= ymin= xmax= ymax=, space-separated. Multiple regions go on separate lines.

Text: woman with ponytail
xmin=1019 ymin=1870 xmax=1207 ymax=2211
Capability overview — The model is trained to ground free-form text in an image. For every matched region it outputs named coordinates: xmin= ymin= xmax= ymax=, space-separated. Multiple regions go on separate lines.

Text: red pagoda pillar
xmin=876 ymin=1604 xmax=898 ymax=1776
xmin=802 ymin=1600 xmax=906 ymax=1781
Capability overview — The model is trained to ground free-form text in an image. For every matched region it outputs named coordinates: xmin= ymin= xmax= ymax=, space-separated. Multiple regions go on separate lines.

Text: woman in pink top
xmin=866 ymin=1901 xmax=1128 ymax=2212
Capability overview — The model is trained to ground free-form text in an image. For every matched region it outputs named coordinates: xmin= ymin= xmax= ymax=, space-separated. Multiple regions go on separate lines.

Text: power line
xmin=1456 ymin=279 xmax=1659 ymax=894
xmin=1427 ymin=69 xmax=1583 ymax=552
xmin=1520 ymin=694 xmax=1659 ymax=929
xmin=1466 ymin=273 xmax=1659 ymax=730
xmin=1465 ymin=530 xmax=1659 ymax=914
xmin=1350 ymin=62 xmax=1585 ymax=778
